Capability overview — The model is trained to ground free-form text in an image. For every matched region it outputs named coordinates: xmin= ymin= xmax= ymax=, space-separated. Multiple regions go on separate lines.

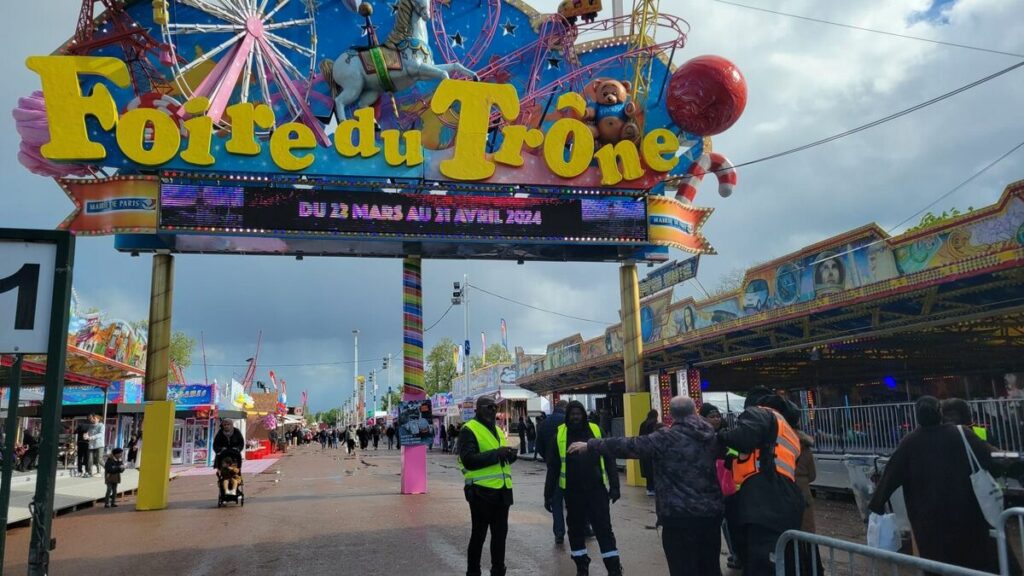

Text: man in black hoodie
xmin=568 ymin=396 xmax=722 ymax=576
xmin=535 ymin=400 xmax=568 ymax=542
xmin=458 ymin=396 xmax=518 ymax=576
xmin=545 ymin=401 xmax=622 ymax=576
xmin=717 ymin=387 xmax=804 ymax=576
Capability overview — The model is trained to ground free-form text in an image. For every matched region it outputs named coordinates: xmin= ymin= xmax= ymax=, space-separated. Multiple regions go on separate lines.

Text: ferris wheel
xmin=156 ymin=0 xmax=326 ymax=143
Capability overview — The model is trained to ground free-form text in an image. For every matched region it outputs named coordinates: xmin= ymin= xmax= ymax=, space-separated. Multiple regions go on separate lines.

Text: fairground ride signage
xmin=28 ymin=57 xmax=682 ymax=187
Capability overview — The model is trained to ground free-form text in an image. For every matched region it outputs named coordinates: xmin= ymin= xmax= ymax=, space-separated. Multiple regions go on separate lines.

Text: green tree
xmin=469 ymin=343 xmax=513 ymax=372
xmin=384 ymin=389 xmax=402 ymax=410
xmin=907 ymin=207 xmax=974 ymax=233
xmin=425 ymin=337 xmax=458 ymax=396
xmin=169 ymin=331 xmax=196 ymax=370
xmin=319 ymin=408 xmax=340 ymax=426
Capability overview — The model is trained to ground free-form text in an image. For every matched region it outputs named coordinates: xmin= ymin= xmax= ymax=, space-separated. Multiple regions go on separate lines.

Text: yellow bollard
xmin=136 ymin=253 xmax=175 ymax=510
xmin=135 ymin=400 xmax=175 ymax=510
xmin=623 ymin=392 xmax=650 ymax=487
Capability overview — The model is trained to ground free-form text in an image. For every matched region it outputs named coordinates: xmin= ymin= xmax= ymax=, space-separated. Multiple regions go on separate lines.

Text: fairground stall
xmin=1 ymin=294 xmax=147 ymax=468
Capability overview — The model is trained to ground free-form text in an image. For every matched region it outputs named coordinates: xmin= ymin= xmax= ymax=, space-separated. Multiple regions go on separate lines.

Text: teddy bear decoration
xmin=582 ymin=78 xmax=642 ymax=146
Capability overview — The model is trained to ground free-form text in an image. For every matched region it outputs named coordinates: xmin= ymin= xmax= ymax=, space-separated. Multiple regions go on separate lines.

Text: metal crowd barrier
xmin=775 ymin=530 xmax=997 ymax=576
xmin=802 ymin=399 xmax=1024 ymax=456
xmin=998 ymin=507 xmax=1024 ymax=576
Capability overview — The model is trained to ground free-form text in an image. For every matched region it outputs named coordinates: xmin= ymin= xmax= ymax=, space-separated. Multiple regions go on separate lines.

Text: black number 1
xmin=0 ymin=263 xmax=40 ymax=330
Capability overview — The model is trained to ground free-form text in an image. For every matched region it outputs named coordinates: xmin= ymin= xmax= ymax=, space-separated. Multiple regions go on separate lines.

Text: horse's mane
xmin=383 ymin=0 xmax=417 ymax=49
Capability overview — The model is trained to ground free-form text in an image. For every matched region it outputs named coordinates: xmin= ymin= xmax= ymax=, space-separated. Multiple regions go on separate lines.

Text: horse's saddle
xmin=355 ymin=47 xmax=403 ymax=75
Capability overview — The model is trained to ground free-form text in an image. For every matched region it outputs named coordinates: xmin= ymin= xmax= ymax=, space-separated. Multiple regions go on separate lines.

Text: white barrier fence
xmin=775 ymin=530 xmax=999 ymax=576
xmin=802 ymin=399 xmax=1024 ymax=456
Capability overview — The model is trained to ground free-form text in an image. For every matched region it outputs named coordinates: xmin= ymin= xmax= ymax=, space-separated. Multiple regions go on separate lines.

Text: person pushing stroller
xmin=213 ymin=419 xmax=246 ymax=507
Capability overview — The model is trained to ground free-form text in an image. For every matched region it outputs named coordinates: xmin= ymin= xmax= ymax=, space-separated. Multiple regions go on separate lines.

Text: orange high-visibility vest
xmin=733 ymin=408 xmax=800 ymax=485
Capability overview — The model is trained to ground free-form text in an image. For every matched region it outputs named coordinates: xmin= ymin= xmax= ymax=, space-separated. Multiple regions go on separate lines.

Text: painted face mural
xmin=813 ymin=252 xmax=845 ymax=296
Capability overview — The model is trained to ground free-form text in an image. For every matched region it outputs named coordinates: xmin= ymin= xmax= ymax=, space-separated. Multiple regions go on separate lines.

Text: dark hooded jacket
xmin=718 ymin=394 xmax=804 ymax=531
xmin=544 ymin=401 xmax=619 ymax=503
xmin=535 ymin=404 xmax=566 ymax=463
xmin=588 ymin=413 xmax=723 ymax=525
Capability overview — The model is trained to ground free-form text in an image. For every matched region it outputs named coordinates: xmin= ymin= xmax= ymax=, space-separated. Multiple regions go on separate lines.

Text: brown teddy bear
xmin=584 ymin=78 xmax=641 ymax=145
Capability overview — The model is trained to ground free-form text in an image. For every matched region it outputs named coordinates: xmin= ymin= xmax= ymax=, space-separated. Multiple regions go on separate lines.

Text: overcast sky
xmin=1 ymin=0 xmax=1021 ymax=411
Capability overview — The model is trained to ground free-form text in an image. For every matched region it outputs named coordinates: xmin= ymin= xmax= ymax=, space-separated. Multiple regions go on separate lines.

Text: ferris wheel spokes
xmin=160 ymin=0 xmax=325 ymax=141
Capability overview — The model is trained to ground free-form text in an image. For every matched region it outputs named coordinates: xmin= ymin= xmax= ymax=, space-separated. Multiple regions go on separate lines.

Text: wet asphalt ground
xmin=2 ymin=444 xmax=875 ymax=575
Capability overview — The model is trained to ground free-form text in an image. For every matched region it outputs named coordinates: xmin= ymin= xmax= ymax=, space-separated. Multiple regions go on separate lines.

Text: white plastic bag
xmin=958 ymin=426 xmax=1004 ymax=528
xmin=867 ymin=512 xmax=901 ymax=551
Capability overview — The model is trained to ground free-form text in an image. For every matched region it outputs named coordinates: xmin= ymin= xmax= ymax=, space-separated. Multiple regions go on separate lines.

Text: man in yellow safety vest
xmin=544 ymin=401 xmax=622 ymax=576
xmin=458 ymin=395 xmax=518 ymax=576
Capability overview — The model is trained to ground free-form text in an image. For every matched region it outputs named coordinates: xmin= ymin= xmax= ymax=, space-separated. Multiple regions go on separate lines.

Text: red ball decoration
xmin=666 ymin=55 xmax=747 ymax=136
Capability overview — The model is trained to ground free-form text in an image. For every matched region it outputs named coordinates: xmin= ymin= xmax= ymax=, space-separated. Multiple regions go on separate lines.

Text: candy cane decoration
xmin=674 ymin=152 xmax=738 ymax=202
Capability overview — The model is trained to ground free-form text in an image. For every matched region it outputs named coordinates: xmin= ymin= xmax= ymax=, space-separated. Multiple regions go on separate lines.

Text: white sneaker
xmin=646 ymin=489 xmax=656 ymax=497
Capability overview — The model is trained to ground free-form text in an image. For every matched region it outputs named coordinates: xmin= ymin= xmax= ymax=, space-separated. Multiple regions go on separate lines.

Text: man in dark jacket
xmin=545 ymin=401 xmax=622 ymax=576
xmin=717 ymin=387 xmax=804 ymax=576
xmin=459 ymin=396 xmax=518 ymax=576
xmin=213 ymin=418 xmax=245 ymax=469
xmin=569 ymin=396 xmax=722 ymax=576
xmin=535 ymin=400 xmax=568 ymax=542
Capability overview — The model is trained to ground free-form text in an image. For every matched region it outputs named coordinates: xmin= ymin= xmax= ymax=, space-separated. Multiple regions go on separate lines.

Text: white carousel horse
xmin=329 ymin=0 xmax=478 ymax=120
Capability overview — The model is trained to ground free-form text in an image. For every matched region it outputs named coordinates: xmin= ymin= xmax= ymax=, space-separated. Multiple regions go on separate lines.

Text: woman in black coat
xmin=870 ymin=397 xmax=999 ymax=574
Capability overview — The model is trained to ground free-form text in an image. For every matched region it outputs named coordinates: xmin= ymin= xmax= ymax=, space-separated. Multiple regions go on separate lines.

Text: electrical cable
xmin=722 ymin=60 xmax=1024 ymax=172
xmin=467 ymin=282 xmax=617 ymax=325
xmin=755 ymin=137 xmax=1024 ymax=273
xmin=710 ymin=0 xmax=1024 ymax=59
xmin=424 ymin=304 xmax=454 ymax=333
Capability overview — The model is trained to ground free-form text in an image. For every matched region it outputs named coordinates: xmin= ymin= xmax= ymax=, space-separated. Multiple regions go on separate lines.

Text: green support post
xmin=0 ymin=354 xmax=24 ymax=561
xmin=27 ymin=231 xmax=74 ymax=576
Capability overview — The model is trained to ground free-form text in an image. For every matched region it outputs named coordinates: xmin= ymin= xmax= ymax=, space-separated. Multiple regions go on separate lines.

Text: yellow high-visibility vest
xmin=459 ymin=419 xmax=513 ymax=490
xmin=556 ymin=422 xmax=607 ymax=490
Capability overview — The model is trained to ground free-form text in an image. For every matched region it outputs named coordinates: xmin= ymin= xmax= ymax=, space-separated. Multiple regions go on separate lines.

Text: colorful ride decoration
xmin=15 ymin=0 xmax=751 ymax=258
xmin=519 ymin=181 xmax=1024 ymax=376
xmin=403 ymin=258 xmax=425 ymax=398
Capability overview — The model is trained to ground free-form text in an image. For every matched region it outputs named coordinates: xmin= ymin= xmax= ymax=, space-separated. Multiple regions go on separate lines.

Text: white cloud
xmin=1 ymin=0 xmax=1022 ymax=409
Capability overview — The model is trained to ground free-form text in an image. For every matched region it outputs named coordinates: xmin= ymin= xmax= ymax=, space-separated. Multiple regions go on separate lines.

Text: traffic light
xmin=382 ymin=356 xmax=389 ymax=370
xmin=452 ymin=281 xmax=463 ymax=305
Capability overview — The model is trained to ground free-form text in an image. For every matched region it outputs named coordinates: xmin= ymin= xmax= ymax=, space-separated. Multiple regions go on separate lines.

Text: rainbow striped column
xmin=401 ymin=256 xmax=427 ymax=494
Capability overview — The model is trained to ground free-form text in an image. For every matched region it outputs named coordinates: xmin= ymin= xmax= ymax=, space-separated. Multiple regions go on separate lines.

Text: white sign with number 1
xmin=0 ymin=240 xmax=56 ymax=354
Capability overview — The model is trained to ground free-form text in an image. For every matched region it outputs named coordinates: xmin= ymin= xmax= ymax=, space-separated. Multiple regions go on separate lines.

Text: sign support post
xmin=0 ymin=354 xmax=24 ymax=561
xmin=619 ymin=262 xmax=649 ymax=488
xmin=25 ymin=230 xmax=73 ymax=576
xmin=137 ymin=253 xmax=176 ymax=511
xmin=401 ymin=257 xmax=427 ymax=494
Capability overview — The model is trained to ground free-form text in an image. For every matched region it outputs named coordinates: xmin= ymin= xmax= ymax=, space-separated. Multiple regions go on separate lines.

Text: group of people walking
xmin=457 ymin=388 xmax=827 ymax=576
xmin=296 ymin=424 xmax=400 ymax=454
xmin=456 ymin=388 xmax=1005 ymax=576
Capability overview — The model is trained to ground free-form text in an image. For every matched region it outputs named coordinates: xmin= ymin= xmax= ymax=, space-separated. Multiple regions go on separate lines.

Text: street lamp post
xmin=353 ymin=329 xmax=359 ymax=423
xmin=453 ymin=275 xmax=470 ymax=398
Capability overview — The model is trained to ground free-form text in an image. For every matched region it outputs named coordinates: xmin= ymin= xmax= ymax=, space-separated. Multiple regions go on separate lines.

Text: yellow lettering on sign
xmin=335 ymin=107 xmax=379 ymax=158
xmin=225 ymin=102 xmax=275 ymax=155
xmin=432 ymin=80 xmax=519 ymax=180
xmin=642 ymin=129 xmax=679 ymax=173
xmin=594 ymin=141 xmax=645 ymax=186
xmin=116 ymin=108 xmax=181 ymax=166
xmin=180 ymin=97 xmax=214 ymax=166
xmin=270 ymin=122 xmax=316 ymax=171
xmin=543 ymin=118 xmax=593 ymax=179
xmin=381 ymin=129 xmax=424 ymax=167
xmin=493 ymin=125 xmax=544 ymax=168
xmin=25 ymin=56 xmax=130 ymax=160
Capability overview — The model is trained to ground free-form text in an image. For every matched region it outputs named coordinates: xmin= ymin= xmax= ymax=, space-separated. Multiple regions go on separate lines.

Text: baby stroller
xmin=216 ymin=447 xmax=245 ymax=507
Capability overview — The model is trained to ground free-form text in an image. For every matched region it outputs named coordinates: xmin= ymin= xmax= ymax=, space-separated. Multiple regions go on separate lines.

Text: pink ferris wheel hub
xmin=246 ymin=16 xmax=265 ymax=37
